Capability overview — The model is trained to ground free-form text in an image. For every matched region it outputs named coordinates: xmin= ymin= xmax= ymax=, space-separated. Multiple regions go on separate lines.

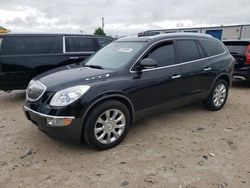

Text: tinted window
xmin=176 ymin=40 xmax=200 ymax=62
xmin=97 ymin=38 xmax=112 ymax=48
xmin=223 ymin=41 xmax=249 ymax=56
xmin=65 ymin=37 xmax=94 ymax=52
xmin=199 ymin=39 xmax=225 ymax=56
xmin=144 ymin=42 xmax=175 ymax=67
xmin=2 ymin=36 xmax=56 ymax=55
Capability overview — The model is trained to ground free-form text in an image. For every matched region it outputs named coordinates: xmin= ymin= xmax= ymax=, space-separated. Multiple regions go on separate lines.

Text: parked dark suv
xmin=23 ymin=33 xmax=234 ymax=150
xmin=223 ymin=40 xmax=250 ymax=81
xmin=0 ymin=33 xmax=112 ymax=91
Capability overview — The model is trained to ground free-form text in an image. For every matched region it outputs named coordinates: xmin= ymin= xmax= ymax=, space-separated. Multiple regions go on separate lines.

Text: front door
xmin=133 ymin=41 xmax=182 ymax=111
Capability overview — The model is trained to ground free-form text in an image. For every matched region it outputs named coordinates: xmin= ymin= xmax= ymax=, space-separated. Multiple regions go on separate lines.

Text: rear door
xmin=175 ymin=39 xmax=213 ymax=102
xmin=63 ymin=36 xmax=96 ymax=64
xmin=223 ymin=41 xmax=249 ymax=69
xmin=0 ymin=35 xmax=63 ymax=90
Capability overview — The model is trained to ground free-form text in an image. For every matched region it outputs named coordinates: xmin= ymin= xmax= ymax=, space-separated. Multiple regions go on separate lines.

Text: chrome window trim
xmin=129 ymin=38 xmax=227 ymax=73
xmin=24 ymin=106 xmax=75 ymax=119
xmin=0 ymin=38 xmax=3 ymax=52
xmin=63 ymin=36 xmax=95 ymax=54
xmin=26 ymin=80 xmax=47 ymax=102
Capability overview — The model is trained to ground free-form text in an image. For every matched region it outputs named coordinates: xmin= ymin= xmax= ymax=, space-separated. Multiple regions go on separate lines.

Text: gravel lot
xmin=0 ymin=82 xmax=250 ymax=188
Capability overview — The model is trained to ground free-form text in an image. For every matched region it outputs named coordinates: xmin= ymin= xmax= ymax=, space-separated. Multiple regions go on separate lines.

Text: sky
xmin=0 ymin=0 xmax=250 ymax=36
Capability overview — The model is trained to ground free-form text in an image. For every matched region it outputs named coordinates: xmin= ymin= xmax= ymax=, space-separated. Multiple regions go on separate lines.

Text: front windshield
xmin=84 ymin=41 xmax=146 ymax=70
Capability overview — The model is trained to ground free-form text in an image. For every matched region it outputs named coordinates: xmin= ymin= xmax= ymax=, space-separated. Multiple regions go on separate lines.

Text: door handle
xmin=203 ymin=67 xmax=212 ymax=71
xmin=171 ymin=75 xmax=181 ymax=79
xmin=69 ymin=56 xmax=79 ymax=60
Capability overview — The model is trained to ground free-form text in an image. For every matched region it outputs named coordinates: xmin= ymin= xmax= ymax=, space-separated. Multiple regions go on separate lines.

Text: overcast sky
xmin=0 ymin=0 xmax=250 ymax=36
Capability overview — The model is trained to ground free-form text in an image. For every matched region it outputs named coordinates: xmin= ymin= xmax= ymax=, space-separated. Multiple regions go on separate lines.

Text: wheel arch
xmin=80 ymin=94 xmax=135 ymax=140
xmin=210 ymin=73 xmax=231 ymax=92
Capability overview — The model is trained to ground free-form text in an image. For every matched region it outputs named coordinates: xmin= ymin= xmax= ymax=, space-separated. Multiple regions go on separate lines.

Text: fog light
xmin=47 ymin=117 xmax=73 ymax=126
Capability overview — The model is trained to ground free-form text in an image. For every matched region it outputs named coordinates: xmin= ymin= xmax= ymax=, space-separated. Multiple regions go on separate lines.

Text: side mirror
xmin=139 ymin=58 xmax=158 ymax=69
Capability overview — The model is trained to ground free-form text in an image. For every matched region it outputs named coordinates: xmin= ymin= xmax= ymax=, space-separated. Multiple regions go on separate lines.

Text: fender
xmin=81 ymin=91 xmax=135 ymax=125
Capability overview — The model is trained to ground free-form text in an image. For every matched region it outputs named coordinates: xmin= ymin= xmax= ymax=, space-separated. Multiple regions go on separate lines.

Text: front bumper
xmin=23 ymin=106 xmax=83 ymax=142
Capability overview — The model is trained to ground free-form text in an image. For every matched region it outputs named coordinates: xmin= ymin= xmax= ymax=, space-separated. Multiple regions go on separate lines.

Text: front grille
xmin=26 ymin=80 xmax=46 ymax=102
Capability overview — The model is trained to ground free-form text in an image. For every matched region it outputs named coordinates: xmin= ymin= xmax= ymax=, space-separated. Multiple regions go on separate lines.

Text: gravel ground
xmin=0 ymin=82 xmax=250 ymax=188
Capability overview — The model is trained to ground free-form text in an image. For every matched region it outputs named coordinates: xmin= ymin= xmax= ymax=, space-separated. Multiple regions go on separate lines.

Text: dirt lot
xmin=0 ymin=83 xmax=250 ymax=188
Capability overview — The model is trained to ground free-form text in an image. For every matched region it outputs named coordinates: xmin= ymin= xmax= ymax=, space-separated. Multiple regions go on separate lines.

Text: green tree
xmin=94 ymin=27 xmax=106 ymax=36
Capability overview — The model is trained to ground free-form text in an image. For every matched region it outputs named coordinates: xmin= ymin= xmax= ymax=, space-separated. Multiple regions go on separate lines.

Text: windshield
xmin=84 ymin=41 xmax=146 ymax=70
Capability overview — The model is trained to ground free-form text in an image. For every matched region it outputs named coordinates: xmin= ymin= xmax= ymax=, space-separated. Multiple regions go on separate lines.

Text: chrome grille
xmin=26 ymin=80 xmax=46 ymax=102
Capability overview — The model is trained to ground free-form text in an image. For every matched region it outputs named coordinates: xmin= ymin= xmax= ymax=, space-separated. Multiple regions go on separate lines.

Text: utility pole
xmin=101 ymin=17 xmax=104 ymax=31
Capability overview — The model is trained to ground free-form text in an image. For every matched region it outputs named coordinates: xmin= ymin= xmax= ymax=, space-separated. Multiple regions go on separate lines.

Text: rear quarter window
xmin=65 ymin=36 xmax=94 ymax=52
xmin=2 ymin=36 xmax=56 ymax=55
xmin=199 ymin=39 xmax=225 ymax=57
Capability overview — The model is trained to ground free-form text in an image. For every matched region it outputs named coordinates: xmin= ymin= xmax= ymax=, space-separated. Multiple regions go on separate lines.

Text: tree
xmin=94 ymin=27 xmax=106 ymax=36
xmin=0 ymin=26 xmax=10 ymax=33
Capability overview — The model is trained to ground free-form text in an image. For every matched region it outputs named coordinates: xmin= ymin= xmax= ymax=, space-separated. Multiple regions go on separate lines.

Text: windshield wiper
xmin=85 ymin=65 xmax=103 ymax=69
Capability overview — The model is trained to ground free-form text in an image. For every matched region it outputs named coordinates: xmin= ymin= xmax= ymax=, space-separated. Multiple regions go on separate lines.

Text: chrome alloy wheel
xmin=94 ymin=109 xmax=126 ymax=144
xmin=213 ymin=83 xmax=227 ymax=107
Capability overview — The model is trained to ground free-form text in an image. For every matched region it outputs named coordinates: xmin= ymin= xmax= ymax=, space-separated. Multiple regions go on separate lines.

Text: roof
xmin=116 ymin=33 xmax=213 ymax=43
xmin=1 ymin=32 xmax=111 ymax=38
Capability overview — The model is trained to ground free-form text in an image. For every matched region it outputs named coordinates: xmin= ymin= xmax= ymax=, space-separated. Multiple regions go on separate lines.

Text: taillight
xmin=245 ymin=44 xmax=250 ymax=65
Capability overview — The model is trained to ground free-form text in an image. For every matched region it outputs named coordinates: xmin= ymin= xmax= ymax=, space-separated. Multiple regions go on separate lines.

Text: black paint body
xmin=24 ymin=33 xmax=235 ymax=142
xmin=0 ymin=33 xmax=112 ymax=90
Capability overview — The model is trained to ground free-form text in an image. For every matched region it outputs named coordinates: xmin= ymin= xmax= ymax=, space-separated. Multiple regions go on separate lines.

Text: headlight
xmin=50 ymin=85 xmax=90 ymax=107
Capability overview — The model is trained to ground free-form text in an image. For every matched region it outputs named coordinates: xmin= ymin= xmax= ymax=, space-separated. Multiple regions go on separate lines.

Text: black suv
xmin=0 ymin=33 xmax=112 ymax=91
xmin=223 ymin=40 xmax=250 ymax=81
xmin=23 ymin=33 xmax=234 ymax=150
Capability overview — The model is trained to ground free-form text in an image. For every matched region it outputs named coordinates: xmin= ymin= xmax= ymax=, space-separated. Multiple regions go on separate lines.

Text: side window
xmin=176 ymin=40 xmax=201 ymax=63
xmin=143 ymin=42 xmax=176 ymax=67
xmin=97 ymin=38 xmax=112 ymax=48
xmin=2 ymin=36 xmax=56 ymax=55
xmin=65 ymin=36 xmax=94 ymax=52
xmin=199 ymin=39 xmax=225 ymax=56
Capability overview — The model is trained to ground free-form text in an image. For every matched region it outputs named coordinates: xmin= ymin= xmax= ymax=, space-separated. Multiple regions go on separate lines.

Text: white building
xmin=141 ymin=24 xmax=250 ymax=40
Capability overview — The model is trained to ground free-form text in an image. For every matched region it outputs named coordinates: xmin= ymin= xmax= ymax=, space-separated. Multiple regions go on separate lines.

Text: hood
xmin=35 ymin=64 xmax=114 ymax=91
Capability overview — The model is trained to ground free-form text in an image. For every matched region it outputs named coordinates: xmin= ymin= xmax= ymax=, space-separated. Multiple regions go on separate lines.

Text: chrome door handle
xmin=203 ymin=67 xmax=212 ymax=71
xmin=69 ymin=56 xmax=79 ymax=60
xmin=171 ymin=75 xmax=181 ymax=79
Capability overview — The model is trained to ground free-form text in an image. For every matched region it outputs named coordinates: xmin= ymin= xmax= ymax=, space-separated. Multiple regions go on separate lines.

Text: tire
xmin=203 ymin=79 xmax=229 ymax=111
xmin=83 ymin=100 xmax=131 ymax=150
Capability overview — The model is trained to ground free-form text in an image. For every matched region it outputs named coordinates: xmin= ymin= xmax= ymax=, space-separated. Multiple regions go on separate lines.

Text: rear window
xmin=223 ymin=41 xmax=249 ymax=55
xmin=2 ymin=36 xmax=56 ymax=55
xmin=199 ymin=39 xmax=225 ymax=56
xmin=176 ymin=40 xmax=201 ymax=62
xmin=65 ymin=36 xmax=94 ymax=52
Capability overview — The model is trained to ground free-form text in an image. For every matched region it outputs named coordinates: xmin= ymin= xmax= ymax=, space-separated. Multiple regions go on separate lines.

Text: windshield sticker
xmin=118 ymin=48 xmax=133 ymax=53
